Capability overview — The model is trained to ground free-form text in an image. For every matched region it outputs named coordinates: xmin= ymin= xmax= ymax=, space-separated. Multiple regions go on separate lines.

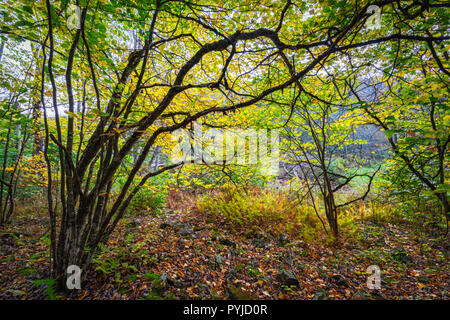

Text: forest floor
xmin=0 ymin=192 xmax=449 ymax=300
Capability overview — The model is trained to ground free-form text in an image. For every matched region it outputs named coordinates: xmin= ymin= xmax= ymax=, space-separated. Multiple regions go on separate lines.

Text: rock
xmin=316 ymin=267 xmax=330 ymax=281
xmin=226 ymin=283 xmax=257 ymax=300
xmin=214 ymin=254 xmax=226 ymax=266
xmin=391 ymin=247 xmax=413 ymax=264
xmin=159 ymin=221 xmax=177 ymax=229
xmin=159 ymin=272 xmax=168 ymax=283
xmin=153 ymin=273 xmax=168 ymax=291
xmin=219 ymin=237 xmax=236 ymax=248
xmin=249 ymin=232 xmax=271 ymax=247
xmin=210 ymin=290 xmax=222 ymax=300
xmin=277 ymin=234 xmax=289 ymax=247
xmin=370 ymin=290 xmax=386 ymax=300
xmin=194 ymin=283 xmax=212 ymax=298
xmin=251 ymin=238 xmax=271 ymax=248
xmin=127 ymin=218 xmax=143 ymax=228
xmin=194 ymin=226 xmax=207 ymax=232
xmin=230 ymin=247 xmax=240 ymax=257
xmin=155 ymin=272 xmax=186 ymax=289
xmin=331 ymin=274 xmax=350 ymax=287
xmin=254 ymin=232 xmax=266 ymax=239
xmin=417 ymin=275 xmax=430 ymax=283
xmin=167 ymin=277 xmax=186 ymax=288
xmin=177 ymin=224 xmax=193 ymax=236
xmin=159 ymin=222 xmax=171 ymax=229
xmin=276 ymin=269 xmax=300 ymax=287
xmin=313 ymin=289 xmax=329 ymax=300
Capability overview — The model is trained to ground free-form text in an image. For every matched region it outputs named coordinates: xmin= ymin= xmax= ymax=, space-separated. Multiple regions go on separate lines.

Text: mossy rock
xmin=226 ymin=283 xmax=257 ymax=300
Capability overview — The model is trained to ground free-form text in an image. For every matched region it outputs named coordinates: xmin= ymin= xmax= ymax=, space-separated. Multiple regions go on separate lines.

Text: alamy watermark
xmin=170 ymin=122 xmax=280 ymax=176
xmin=366 ymin=5 xmax=382 ymax=29
xmin=366 ymin=265 xmax=381 ymax=290
xmin=66 ymin=3 xmax=381 ymax=31
xmin=66 ymin=265 xmax=82 ymax=290
xmin=66 ymin=4 xmax=81 ymax=30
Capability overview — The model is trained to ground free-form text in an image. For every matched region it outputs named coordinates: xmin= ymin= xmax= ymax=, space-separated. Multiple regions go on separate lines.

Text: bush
xmin=129 ymin=187 xmax=167 ymax=215
xmin=377 ymin=158 xmax=445 ymax=229
xmin=127 ymin=172 xmax=171 ymax=215
xmin=197 ymin=184 xmax=322 ymax=238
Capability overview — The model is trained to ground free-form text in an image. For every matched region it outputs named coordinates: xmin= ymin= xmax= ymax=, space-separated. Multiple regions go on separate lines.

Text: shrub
xmin=129 ymin=187 xmax=167 ymax=215
xmin=197 ymin=184 xmax=322 ymax=238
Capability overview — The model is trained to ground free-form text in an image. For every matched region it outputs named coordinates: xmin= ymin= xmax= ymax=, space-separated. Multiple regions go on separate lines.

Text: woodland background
xmin=0 ymin=0 xmax=448 ymax=300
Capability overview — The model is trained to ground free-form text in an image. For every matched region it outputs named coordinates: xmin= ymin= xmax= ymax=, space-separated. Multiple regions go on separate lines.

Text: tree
xmin=346 ymin=35 xmax=449 ymax=229
xmin=0 ymin=35 xmax=37 ymax=225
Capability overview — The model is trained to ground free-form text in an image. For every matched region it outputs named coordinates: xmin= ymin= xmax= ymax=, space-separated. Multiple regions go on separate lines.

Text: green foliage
xmin=125 ymin=173 xmax=172 ymax=215
xmin=246 ymin=265 xmax=262 ymax=278
xmin=140 ymin=272 xmax=174 ymax=300
xmin=16 ymin=268 xmax=37 ymax=277
xmin=31 ymin=278 xmax=57 ymax=300
xmin=93 ymin=243 xmax=136 ymax=275
xmin=128 ymin=188 xmax=167 ymax=215
xmin=376 ymin=160 xmax=447 ymax=230
xmin=198 ymin=184 xmax=322 ymax=238
xmin=94 ymin=254 xmax=121 ymax=275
